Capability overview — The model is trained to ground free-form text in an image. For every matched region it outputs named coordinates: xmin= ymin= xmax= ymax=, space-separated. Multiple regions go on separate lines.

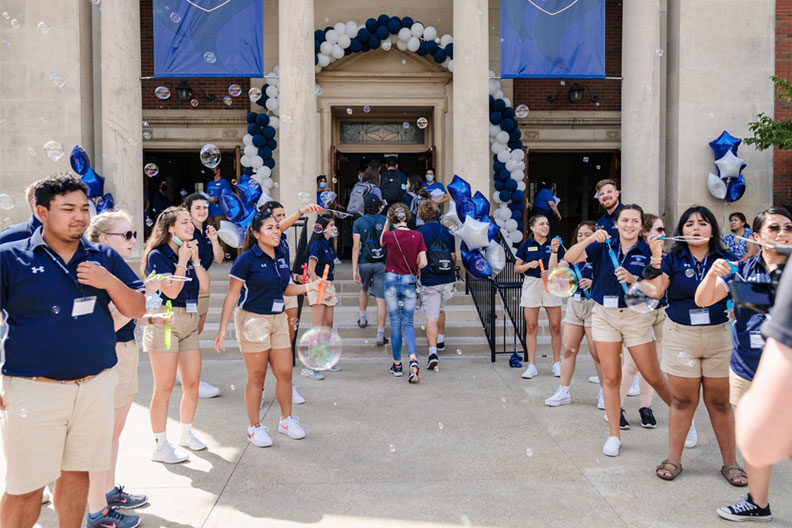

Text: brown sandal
xmin=721 ymin=464 xmax=748 ymax=487
xmin=656 ymin=459 xmax=682 ymax=481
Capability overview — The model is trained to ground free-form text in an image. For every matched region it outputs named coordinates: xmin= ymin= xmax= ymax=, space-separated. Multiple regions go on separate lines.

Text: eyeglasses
xmin=765 ymin=224 xmax=792 ymax=233
xmin=107 ymin=231 xmax=137 ymax=241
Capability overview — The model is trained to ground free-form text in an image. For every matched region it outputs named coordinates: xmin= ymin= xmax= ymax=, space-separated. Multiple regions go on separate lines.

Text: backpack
xmin=359 ymin=216 xmax=386 ymax=262
xmin=406 ymin=192 xmax=427 ymax=227
xmin=380 ymin=169 xmax=404 ymax=203
xmin=426 ymin=231 xmax=453 ymax=273
xmin=346 ymin=182 xmax=374 ymax=217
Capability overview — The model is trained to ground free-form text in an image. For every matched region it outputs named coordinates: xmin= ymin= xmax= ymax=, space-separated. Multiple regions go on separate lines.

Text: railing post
xmin=489 ymin=279 xmax=496 ymax=362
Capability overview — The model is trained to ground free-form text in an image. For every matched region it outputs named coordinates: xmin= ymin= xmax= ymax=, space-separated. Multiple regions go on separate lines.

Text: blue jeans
xmin=384 ymin=272 xmax=417 ymax=362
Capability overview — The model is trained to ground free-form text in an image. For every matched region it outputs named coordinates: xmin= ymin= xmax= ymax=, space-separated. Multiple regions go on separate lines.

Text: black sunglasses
xmin=107 ymin=231 xmax=137 ymax=241
xmin=765 ymin=224 xmax=792 ymax=233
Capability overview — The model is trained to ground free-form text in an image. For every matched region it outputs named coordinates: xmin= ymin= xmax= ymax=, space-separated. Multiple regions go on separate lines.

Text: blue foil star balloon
xmin=70 ymin=145 xmax=90 ymax=175
xmin=96 ymin=193 xmax=114 ymax=213
xmin=470 ymin=191 xmax=490 ymax=221
xmin=447 ymin=175 xmax=472 ymax=203
xmin=80 ymin=167 xmax=104 ymax=198
xmin=219 ymin=191 xmax=245 ymax=223
xmin=708 ymin=130 xmax=742 ymax=160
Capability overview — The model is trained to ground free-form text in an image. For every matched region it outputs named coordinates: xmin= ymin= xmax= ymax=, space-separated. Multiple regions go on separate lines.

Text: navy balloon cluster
xmin=706 ymin=130 xmax=746 ymax=203
xmin=70 ymin=146 xmax=114 ymax=214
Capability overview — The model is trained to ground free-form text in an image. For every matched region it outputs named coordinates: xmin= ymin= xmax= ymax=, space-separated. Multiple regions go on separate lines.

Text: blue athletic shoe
xmin=105 ymin=486 xmax=148 ymax=509
xmin=86 ymin=507 xmax=140 ymax=528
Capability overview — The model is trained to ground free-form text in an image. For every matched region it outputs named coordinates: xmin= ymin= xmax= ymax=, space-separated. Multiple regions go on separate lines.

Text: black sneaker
xmin=620 ymin=408 xmax=630 ymax=430
xmin=357 ymin=319 xmax=367 ymax=328
xmin=639 ymin=407 xmax=657 ymax=429
xmin=717 ymin=494 xmax=772 ymax=522
xmin=389 ymin=363 xmax=403 ymax=377
xmin=436 ymin=340 xmax=445 ymax=351
xmin=408 ymin=360 xmax=420 ymax=383
xmin=86 ymin=507 xmax=140 ymax=528
xmin=427 ymin=353 xmax=439 ymax=370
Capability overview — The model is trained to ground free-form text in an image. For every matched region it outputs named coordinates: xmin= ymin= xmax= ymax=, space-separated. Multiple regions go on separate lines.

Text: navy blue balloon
xmin=509 ymin=202 xmax=523 ymax=212
xmin=365 ymin=18 xmax=378 ymax=32
xmin=220 ymin=191 xmax=245 ymax=222
xmin=508 ymin=140 xmax=523 ymax=150
xmin=246 ymin=112 xmax=258 ymax=124
xmin=417 ymin=42 xmax=429 ymax=56
xmin=490 ymin=112 xmax=503 ymax=125
xmin=344 ymin=47 xmax=352 ymax=56
xmin=262 ymin=126 xmax=276 ymax=139
xmin=425 ymin=41 xmax=438 ymax=54
xmin=509 ymin=128 xmax=522 ymax=141
xmin=516 ymin=220 xmax=524 ymax=231
xmin=315 ymin=39 xmax=321 ymax=53
xmin=263 ymin=158 xmax=276 ymax=169
xmin=447 ymin=174 xmax=472 ymax=203
xmin=377 ymin=14 xmax=389 ymax=25
xmin=493 ymin=161 xmax=506 ymax=173
xmin=511 ymin=209 xmax=523 ymax=221
xmin=252 ymin=134 xmax=267 ymax=147
xmin=725 ymin=174 xmax=746 ymax=202
xmin=257 ymin=147 xmax=272 ymax=159
xmin=247 ymin=123 xmax=259 ymax=135
xmin=492 ymin=99 xmax=506 ymax=112
xmin=709 ymin=130 xmax=742 ymax=160
xmin=254 ymin=93 xmax=266 ymax=107
xmin=96 ymin=192 xmax=114 ymax=213
xmin=350 ymin=39 xmax=363 ymax=52
xmin=501 ymin=118 xmax=516 ymax=132
xmin=502 ymin=107 xmax=515 ymax=119
xmin=314 ymin=29 xmax=325 ymax=41
xmin=81 ymin=168 xmax=104 ymax=198
xmin=455 ymin=198 xmax=476 ymax=223
xmin=499 ymin=190 xmax=511 ymax=202
xmin=511 ymin=190 xmax=525 ymax=202
xmin=433 ymin=49 xmax=447 ymax=63
xmin=368 ymin=35 xmax=381 ymax=49
xmin=70 ymin=145 xmax=90 ymax=175
xmin=445 ymin=43 xmax=453 ymax=58
xmin=494 ymin=180 xmax=505 ymax=191
xmin=236 ymin=179 xmax=262 ymax=205
xmin=266 ymin=139 xmax=277 ymax=150
xmin=375 ymin=25 xmax=389 ymax=40
xmin=489 ymin=95 xmax=495 ymax=107
xmin=324 ymin=26 xmax=333 ymax=33
xmin=471 ymin=191 xmax=490 ymax=220
xmin=505 ymin=178 xmax=517 ymax=191
xmin=462 ymin=245 xmax=492 ymax=280
xmin=361 ymin=43 xmax=371 ymax=52
xmin=255 ymin=114 xmax=269 ymax=126
xmin=242 ymin=167 xmax=254 ymax=176
xmin=497 ymin=169 xmax=510 ymax=181
xmin=401 ymin=16 xmax=414 ymax=28
xmin=388 ymin=17 xmax=401 ymax=34
xmin=357 ymin=28 xmax=371 ymax=42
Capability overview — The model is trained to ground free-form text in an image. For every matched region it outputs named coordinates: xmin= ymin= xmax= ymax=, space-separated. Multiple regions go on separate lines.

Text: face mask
xmin=326 ymin=226 xmax=338 ymax=238
xmin=179 ymin=190 xmax=187 ymax=197
xmin=161 ymin=185 xmax=168 ymax=191
xmin=171 ymin=235 xmax=183 ymax=247
xmin=426 ymin=173 xmax=434 ymax=182
xmin=358 ymin=175 xmax=363 ymax=182
xmin=319 ymin=182 xmax=327 ymax=189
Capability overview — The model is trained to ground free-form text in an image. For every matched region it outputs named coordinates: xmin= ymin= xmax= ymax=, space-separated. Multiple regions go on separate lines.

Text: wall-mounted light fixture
xmin=546 ymin=82 xmax=599 ymax=104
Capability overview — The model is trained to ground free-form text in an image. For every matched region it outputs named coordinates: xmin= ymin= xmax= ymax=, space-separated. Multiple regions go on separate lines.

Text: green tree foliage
xmin=745 ymin=75 xmax=792 ymax=151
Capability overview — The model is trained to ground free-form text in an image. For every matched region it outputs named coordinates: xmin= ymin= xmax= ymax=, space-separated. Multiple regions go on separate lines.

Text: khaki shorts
xmin=420 ymin=283 xmax=450 ymax=320
xmin=729 ymin=368 xmax=752 ymax=406
xmin=113 ymin=340 xmax=139 ymax=407
xmin=519 ymin=276 xmax=562 ymax=308
xmin=307 ymin=281 xmax=338 ymax=307
xmin=652 ymin=306 xmax=667 ymax=343
xmin=591 ymin=303 xmax=655 ymax=348
xmin=143 ymin=306 xmax=199 ymax=353
xmin=234 ymin=308 xmax=291 ymax=353
xmin=197 ymin=291 xmax=210 ymax=315
xmin=661 ymin=319 xmax=732 ymax=378
xmin=564 ymin=297 xmax=594 ymax=327
xmin=0 ymin=368 xmax=117 ymax=495
xmin=284 ymin=294 xmax=298 ymax=311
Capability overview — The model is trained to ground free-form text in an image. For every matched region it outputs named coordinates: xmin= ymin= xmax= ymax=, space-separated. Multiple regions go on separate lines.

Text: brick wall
xmin=139 ymin=0 xmax=250 ymax=110
xmin=775 ymin=2 xmax=792 ymax=206
xmin=511 ymin=0 xmax=622 ymax=112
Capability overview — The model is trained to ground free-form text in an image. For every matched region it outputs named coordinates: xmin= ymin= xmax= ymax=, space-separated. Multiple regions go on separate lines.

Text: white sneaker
xmin=521 ymin=363 xmax=538 ymax=379
xmin=588 ymin=375 xmax=600 ymax=384
xmin=551 ymin=361 xmax=561 ymax=377
xmin=685 ymin=421 xmax=697 ymax=449
xmin=178 ymin=431 xmax=207 ymax=451
xmin=41 ymin=486 xmax=51 ymax=505
xmin=292 ymin=383 xmax=305 ymax=404
xmin=152 ymin=441 xmax=189 ymax=464
xmin=627 ymin=376 xmax=640 ymax=397
xmin=544 ymin=386 xmax=571 ymax=407
xmin=602 ymin=436 xmax=621 ymax=456
xmin=198 ymin=381 xmax=220 ymax=398
xmin=247 ymin=423 xmax=273 ymax=447
xmin=597 ymin=389 xmax=605 ymax=410
xmin=278 ymin=416 xmax=306 ymax=439
xmin=334 ymin=257 xmax=341 ymax=264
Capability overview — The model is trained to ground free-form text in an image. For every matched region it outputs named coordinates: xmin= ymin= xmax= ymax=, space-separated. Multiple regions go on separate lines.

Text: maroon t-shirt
xmin=382 ymin=228 xmax=426 ymax=275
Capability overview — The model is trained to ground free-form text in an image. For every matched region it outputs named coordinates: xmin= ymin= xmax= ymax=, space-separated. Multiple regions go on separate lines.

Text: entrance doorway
xmin=527 ymin=151 xmax=620 ymax=239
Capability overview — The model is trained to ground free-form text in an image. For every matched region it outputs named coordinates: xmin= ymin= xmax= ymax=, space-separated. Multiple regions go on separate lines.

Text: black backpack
xmin=380 ymin=170 xmax=404 ymax=203
xmin=426 ymin=233 xmax=453 ymax=273
xmin=360 ymin=216 xmax=386 ymax=262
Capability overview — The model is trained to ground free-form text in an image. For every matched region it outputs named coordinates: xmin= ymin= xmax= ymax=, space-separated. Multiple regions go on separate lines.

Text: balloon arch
xmin=235 ymin=14 xmax=527 ymax=246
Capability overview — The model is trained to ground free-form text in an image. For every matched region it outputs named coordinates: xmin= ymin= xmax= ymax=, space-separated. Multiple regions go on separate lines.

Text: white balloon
xmin=516 ymin=180 xmax=526 ymax=191
xmin=317 ymin=53 xmax=330 ymax=68
xmin=496 ymin=207 xmax=511 ymax=221
xmin=707 ymin=173 xmax=727 ymax=199
xmin=265 ymin=85 xmax=279 ymax=98
xmin=511 ymin=149 xmax=525 ymax=160
xmin=494 ymin=89 xmax=504 ymax=100
xmin=398 ymin=27 xmax=412 ymax=41
xmin=441 ymin=199 xmax=461 ymax=228
xmin=257 ymin=166 xmax=272 ymax=179
xmin=492 ymin=192 xmax=503 ymax=204
xmin=255 ymin=191 xmax=274 ymax=210
xmin=410 ymin=22 xmax=424 ymax=38
xmin=488 ymin=80 xmax=499 ymax=95
xmin=423 ymin=26 xmax=438 ymax=41
xmin=505 ymin=159 xmax=518 ymax=172
xmin=324 ymin=29 xmax=339 ymax=44
xmin=456 ymin=217 xmax=490 ymax=251
xmin=242 ymin=133 xmax=253 ymax=146
xmin=496 ymin=131 xmax=510 ymax=144
xmin=488 ymin=70 xmax=496 ymax=79
xmin=440 ymin=34 xmax=453 ymax=47
xmin=407 ymin=36 xmax=420 ymax=52
xmin=240 ymin=155 xmax=252 ymax=167
xmin=502 ymin=97 xmax=511 ymax=108
xmin=345 ymin=21 xmax=359 ymax=36
xmin=447 ymin=59 xmax=453 ymax=72
xmin=338 ymin=34 xmax=351 ymax=49
xmin=331 ymin=44 xmax=344 ymax=59
xmin=510 ymin=170 xmax=524 ymax=181
xmin=272 ymin=65 xmax=279 ymax=74
xmin=517 ymin=161 xmax=526 ymax=171
xmin=496 ymin=150 xmax=511 ymax=163
xmin=217 ymin=221 xmax=244 ymax=248
xmin=264 ymin=72 xmax=277 ymax=85
xmin=495 ymin=218 xmax=504 ymax=227
xmin=491 ymin=142 xmax=506 ymax=155
xmin=269 ymin=116 xmax=279 ymax=129
xmin=315 ymin=64 xmax=322 ymax=73
xmin=489 ymin=124 xmax=501 ymax=137
xmin=714 ymin=150 xmax=745 ymax=179
xmin=265 ymin=97 xmax=279 ymax=112
xmin=509 ymin=231 xmax=524 ymax=244
xmin=485 ymin=240 xmax=506 ymax=276
xmin=250 ymin=156 xmax=264 ymax=169
xmin=504 ymin=219 xmax=518 ymax=231
xmin=396 ymin=39 xmax=408 ymax=51
xmin=261 ymin=177 xmax=274 ymax=189
xmin=244 ymin=145 xmax=257 ymax=157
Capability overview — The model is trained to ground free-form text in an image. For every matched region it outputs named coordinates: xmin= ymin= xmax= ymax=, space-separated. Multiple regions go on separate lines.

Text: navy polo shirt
xmin=417 ymin=221 xmax=455 ymax=286
xmin=0 ymin=228 xmax=144 ymax=380
xmin=720 ymin=254 xmax=773 ymax=381
xmin=515 ymin=236 xmax=565 ymax=278
xmin=229 ymin=244 xmax=291 ymax=314
xmin=661 ymin=248 xmax=730 ymax=326
xmin=145 ymin=244 xmax=200 ymax=308
xmin=0 ymin=215 xmax=42 ymax=244
xmin=192 ymin=223 xmax=216 ymax=271
xmin=587 ymin=238 xmax=651 ymax=308
xmin=116 ymin=320 xmax=136 ymax=343
xmin=596 ymin=203 xmax=624 ymax=239
xmin=309 ymin=237 xmax=335 ymax=281
xmin=353 ymin=214 xmax=387 ymax=265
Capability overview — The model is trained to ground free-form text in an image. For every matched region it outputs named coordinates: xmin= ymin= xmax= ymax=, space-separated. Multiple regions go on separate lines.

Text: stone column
xmin=99 ymin=0 xmax=144 ymax=250
xmin=278 ymin=0 xmax=317 ymax=238
xmin=621 ymin=0 xmax=662 ymax=214
xmin=453 ymin=0 xmax=490 ymax=197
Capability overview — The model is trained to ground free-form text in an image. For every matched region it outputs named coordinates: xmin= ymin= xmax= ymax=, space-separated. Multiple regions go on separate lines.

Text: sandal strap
xmin=656 ymin=459 xmax=681 ymax=471
xmin=721 ymin=464 xmax=747 ymax=477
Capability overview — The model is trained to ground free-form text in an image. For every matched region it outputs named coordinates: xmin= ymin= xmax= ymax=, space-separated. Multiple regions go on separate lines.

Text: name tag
xmin=749 ymin=331 xmax=765 ymax=349
xmin=71 ymin=296 xmax=97 ymax=317
xmin=689 ymin=309 xmax=710 ymax=326
xmin=603 ymin=296 xmax=619 ymax=308
xmin=573 ymin=293 xmax=582 ymax=302
xmin=186 ymin=300 xmax=198 ymax=313
xmin=527 ymin=247 xmax=538 ymax=252
xmin=271 ymin=300 xmax=284 ymax=313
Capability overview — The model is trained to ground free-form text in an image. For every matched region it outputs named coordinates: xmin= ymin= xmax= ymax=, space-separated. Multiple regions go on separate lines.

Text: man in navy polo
xmin=0 ymin=180 xmax=42 ymax=244
xmin=594 ymin=178 xmax=623 ymax=239
xmin=0 ymin=173 xmax=146 ymax=528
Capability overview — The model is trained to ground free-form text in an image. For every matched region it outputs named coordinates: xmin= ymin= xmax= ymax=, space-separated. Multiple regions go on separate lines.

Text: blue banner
xmin=153 ymin=0 xmax=263 ymax=78
xmin=500 ymin=0 xmax=605 ymax=78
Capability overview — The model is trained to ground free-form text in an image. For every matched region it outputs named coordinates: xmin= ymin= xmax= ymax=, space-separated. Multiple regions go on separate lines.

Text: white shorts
xmin=519 ymin=276 xmax=562 ymax=308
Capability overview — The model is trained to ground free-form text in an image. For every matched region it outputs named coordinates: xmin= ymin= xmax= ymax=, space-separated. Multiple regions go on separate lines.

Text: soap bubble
xmin=169 ymin=12 xmax=180 ymax=23
xmin=547 ymin=267 xmax=578 ymax=298
xmin=315 ymin=85 xmax=323 ymax=96
xmin=398 ymin=301 xmax=404 ymax=307
xmin=90 ymin=0 xmax=100 ymax=5
xmin=515 ymin=104 xmax=529 ymax=118
xmin=154 ymin=86 xmax=170 ymax=100
xmin=142 ymin=131 xmax=152 ymax=140
xmin=27 ymin=147 xmax=37 ymax=157
xmin=656 ymin=48 xmax=664 ymax=56
xmin=37 ymin=21 xmax=50 ymax=33
xmin=526 ymin=447 xmax=534 ymax=457
xmin=461 ymin=515 xmax=471 ymax=527
xmin=389 ymin=444 xmax=396 ymax=453
xmin=10 ymin=18 xmax=20 ymax=29
xmin=381 ymin=40 xmax=392 ymax=51
xmin=395 ymin=207 xmax=406 ymax=222
xmin=243 ymin=317 xmax=271 ymax=343
xmin=280 ymin=114 xmax=293 ymax=125
xmin=223 ymin=95 xmax=233 ymax=106
xmin=677 ymin=351 xmax=695 ymax=368
xmin=582 ymin=156 xmax=589 ymax=163
xmin=626 ymin=281 xmax=659 ymax=313
xmin=402 ymin=122 xmax=410 ymax=129
xmin=2 ymin=39 xmax=9 ymax=47
xmin=224 ymin=252 xmax=231 ymax=259
xmin=228 ymin=84 xmax=241 ymax=96
xmin=441 ymin=283 xmax=455 ymax=301
xmin=199 ymin=144 xmax=221 ymax=169
xmin=145 ymin=217 xmax=154 ymax=227
xmin=297 ymin=191 xmax=311 ymax=204
xmin=144 ymin=163 xmax=159 ymax=177
xmin=401 ymin=59 xmax=407 ymax=64
xmin=0 ymin=194 xmax=14 ymax=210
xmin=231 ymin=179 xmax=237 ymax=185
xmin=416 ymin=117 xmax=428 ymax=129
xmin=1 ymin=11 xmax=8 ymax=19
xmin=346 ymin=107 xmax=353 ymax=115
xmin=49 ymin=73 xmax=65 ymax=88
xmin=248 ymin=87 xmax=261 ymax=102
xmin=190 ymin=99 xmax=199 ymax=107
xmin=203 ymin=51 xmax=217 ymax=64
xmin=438 ymin=422 xmax=444 ymax=430
xmin=457 ymin=349 xmax=462 ymax=355
xmin=51 ymin=305 xmax=60 ymax=315
xmin=43 ymin=140 xmax=64 ymax=162
xmin=313 ymin=223 xmax=324 ymax=234
xmin=297 ymin=327 xmax=342 ymax=370
xmin=363 ymin=105 xmax=370 ymax=113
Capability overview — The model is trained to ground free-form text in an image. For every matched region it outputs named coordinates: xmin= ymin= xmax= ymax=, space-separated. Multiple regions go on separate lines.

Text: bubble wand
xmin=302 ymin=263 xmax=308 ymax=293
xmin=538 ymin=259 xmax=549 ymax=293
xmin=605 ymin=238 xmax=629 ymax=294
xmin=651 ymin=235 xmax=710 ymax=243
xmin=317 ymin=264 xmax=329 ymax=304
xmin=164 ymin=300 xmax=172 ymax=350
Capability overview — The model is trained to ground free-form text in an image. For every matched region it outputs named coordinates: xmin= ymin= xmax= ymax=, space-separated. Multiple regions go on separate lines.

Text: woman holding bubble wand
xmin=214 ymin=210 xmax=320 ymax=447
xmin=564 ymin=204 xmax=672 ymax=457
xmin=642 ymin=206 xmax=743 ymax=484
